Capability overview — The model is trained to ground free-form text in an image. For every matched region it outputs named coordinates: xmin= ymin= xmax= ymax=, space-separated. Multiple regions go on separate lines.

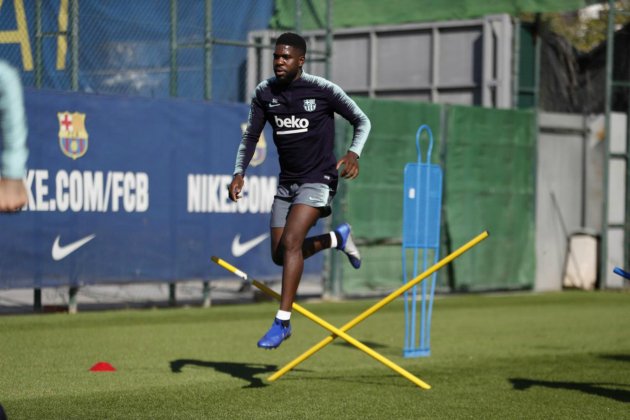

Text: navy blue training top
xmin=234 ymin=72 xmax=370 ymax=188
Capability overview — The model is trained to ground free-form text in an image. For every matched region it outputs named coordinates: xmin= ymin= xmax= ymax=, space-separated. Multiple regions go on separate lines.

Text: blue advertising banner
xmin=0 ymin=89 xmax=324 ymax=288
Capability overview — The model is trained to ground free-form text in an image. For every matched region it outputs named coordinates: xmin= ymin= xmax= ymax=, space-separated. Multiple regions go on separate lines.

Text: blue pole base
xmin=613 ymin=266 xmax=630 ymax=280
xmin=403 ymin=348 xmax=431 ymax=358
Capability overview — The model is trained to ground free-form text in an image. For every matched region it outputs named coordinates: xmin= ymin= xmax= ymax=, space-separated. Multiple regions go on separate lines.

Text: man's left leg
xmin=258 ymin=204 xmax=321 ymax=349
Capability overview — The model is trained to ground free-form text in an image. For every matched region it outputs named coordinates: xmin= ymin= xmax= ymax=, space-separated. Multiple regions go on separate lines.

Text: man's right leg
xmin=273 ymin=223 xmax=361 ymax=268
xmin=270 ymin=183 xmax=361 ymax=268
xmin=331 ymin=223 xmax=361 ymax=269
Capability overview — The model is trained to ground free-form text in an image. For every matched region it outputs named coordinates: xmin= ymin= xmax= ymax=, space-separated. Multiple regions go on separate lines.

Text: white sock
xmin=329 ymin=231 xmax=338 ymax=249
xmin=276 ymin=309 xmax=291 ymax=321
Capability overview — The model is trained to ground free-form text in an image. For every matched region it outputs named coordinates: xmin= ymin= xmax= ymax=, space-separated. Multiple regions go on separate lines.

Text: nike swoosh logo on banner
xmin=52 ymin=234 xmax=96 ymax=261
xmin=231 ymin=233 xmax=269 ymax=258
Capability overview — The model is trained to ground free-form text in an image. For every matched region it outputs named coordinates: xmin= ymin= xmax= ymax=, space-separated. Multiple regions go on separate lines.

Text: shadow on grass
xmin=509 ymin=378 xmax=630 ymax=403
xmin=333 ymin=340 xmax=389 ymax=350
xmin=290 ymin=373 xmax=419 ymax=388
xmin=599 ymin=353 xmax=630 ymax=363
xmin=170 ymin=359 xmax=277 ymax=389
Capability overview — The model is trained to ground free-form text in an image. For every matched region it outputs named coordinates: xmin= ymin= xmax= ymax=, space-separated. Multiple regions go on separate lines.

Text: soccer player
xmin=0 ymin=59 xmax=28 ymax=213
xmin=228 ymin=32 xmax=370 ymax=349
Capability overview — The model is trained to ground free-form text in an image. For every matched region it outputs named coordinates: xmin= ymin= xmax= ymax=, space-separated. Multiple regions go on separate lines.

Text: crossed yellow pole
xmin=269 ymin=230 xmax=489 ymax=381
xmin=212 ymin=230 xmax=488 ymax=389
xmin=212 ymin=256 xmax=431 ymax=389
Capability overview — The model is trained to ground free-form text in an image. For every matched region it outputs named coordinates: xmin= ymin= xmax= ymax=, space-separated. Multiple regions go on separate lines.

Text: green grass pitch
xmin=1 ymin=291 xmax=629 ymax=419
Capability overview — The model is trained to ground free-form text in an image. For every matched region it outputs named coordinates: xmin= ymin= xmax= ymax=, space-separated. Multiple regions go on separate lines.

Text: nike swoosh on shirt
xmin=52 ymin=234 xmax=96 ymax=261
xmin=231 ymin=233 xmax=269 ymax=258
xmin=268 ymin=103 xmax=281 ymax=108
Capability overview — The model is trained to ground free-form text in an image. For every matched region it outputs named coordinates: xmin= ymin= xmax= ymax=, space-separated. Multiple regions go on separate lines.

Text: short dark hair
xmin=275 ymin=32 xmax=306 ymax=54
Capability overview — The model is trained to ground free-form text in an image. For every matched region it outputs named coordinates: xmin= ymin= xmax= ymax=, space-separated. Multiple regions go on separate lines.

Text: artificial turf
xmin=1 ymin=290 xmax=629 ymax=419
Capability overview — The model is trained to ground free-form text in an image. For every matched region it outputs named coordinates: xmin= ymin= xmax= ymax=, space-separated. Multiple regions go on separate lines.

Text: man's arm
xmin=229 ymin=87 xmax=266 ymax=201
xmin=335 ymin=150 xmax=360 ymax=180
xmin=0 ymin=60 xmax=28 ymax=212
xmin=328 ymin=81 xmax=370 ymax=179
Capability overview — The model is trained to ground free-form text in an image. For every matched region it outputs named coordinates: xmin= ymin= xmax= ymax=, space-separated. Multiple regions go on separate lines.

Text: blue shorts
xmin=270 ymin=183 xmax=334 ymax=228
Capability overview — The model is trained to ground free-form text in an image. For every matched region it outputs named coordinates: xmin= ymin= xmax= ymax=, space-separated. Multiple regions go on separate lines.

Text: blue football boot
xmin=257 ymin=318 xmax=292 ymax=349
xmin=335 ymin=223 xmax=361 ymax=269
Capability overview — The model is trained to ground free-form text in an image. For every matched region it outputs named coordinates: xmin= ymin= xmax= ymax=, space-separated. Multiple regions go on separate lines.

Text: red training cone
xmin=90 ymin=362 xmax=117 ymax=372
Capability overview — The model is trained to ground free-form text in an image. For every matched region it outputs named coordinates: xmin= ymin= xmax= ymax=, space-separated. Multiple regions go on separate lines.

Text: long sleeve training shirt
xmin=234 ymin=72 xmax=370 ymax=188
xmin=0 ymin=60 xmax=28 ymax=179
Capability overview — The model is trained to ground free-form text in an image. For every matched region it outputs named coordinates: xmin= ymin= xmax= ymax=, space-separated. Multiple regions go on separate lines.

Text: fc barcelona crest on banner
xmin=241 ymin=122 xmax=267 ymax=167
xmin=57 ymin=112 xmax=89 ymax=160
xmin=303 ymin=99 xmax=316 ymax=112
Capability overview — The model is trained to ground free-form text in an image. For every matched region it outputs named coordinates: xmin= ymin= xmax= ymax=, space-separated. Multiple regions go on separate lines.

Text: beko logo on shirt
xmin=274 ymin=115 xmax=309 ymax=135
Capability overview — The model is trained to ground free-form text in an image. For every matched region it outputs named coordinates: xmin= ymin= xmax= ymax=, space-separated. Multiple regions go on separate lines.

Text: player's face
xmin=273 ymin=45 xmax=304 ymax=83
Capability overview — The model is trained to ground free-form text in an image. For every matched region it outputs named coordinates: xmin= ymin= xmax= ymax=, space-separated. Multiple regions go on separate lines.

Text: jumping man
xmin=228 ymin=32 xmax=370 ymax=349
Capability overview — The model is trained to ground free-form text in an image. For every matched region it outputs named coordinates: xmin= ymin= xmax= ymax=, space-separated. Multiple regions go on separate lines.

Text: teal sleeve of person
xmin=0 ymin=60 xmax=29 ymax=179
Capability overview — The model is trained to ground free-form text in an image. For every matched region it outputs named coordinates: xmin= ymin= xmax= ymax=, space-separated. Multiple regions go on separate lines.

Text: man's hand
xmin=228 ymin=174 xmax=244 ymax=202
xmin=0 ymin=178 xmax=27 ymax=212
xmin=336 ymin=151 xmax=360 ymax=179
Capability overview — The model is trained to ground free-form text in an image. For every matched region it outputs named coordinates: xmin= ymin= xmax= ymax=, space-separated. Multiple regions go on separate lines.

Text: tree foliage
xmin=544 ymin=1 xmax=630 ymax=52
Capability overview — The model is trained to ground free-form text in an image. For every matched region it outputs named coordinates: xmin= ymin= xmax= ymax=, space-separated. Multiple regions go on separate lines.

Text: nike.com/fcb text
xmin=25 ymin=169 xmax=149 ymax=212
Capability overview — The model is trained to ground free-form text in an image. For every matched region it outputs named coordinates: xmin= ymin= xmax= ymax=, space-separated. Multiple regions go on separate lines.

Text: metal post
xmin=600 ymin=0 xmax=615 ymax=288
xmin=68 ymin=286 xmax=78 ymax=314
xmin=170 ymin=0 xmax=178 ymax=97
xmin=512 ymin=18 xmax=520 ymax=108
xmin=33 ymin=0 xmax=43 ymax=305
xmin=327 ymin=121 xmax=347 ymax=299
xmin=533 ymin=14 xmax=541 ymax=109
xmin=33 ymin=288 xmax=42 ymax=312
xmin=202 ymin=281 xmax=211 ymax=307
xmin=70 ymin=0 xmax=79 ymax=91
xmin=626 ymin=86 xmax=630 ymax=269
xmin=204 ymin=0 xmax=212 ymax=101
xmin=169 ymin=283 xmax=176 ymax=306
xmin=295 ymin=0 xmax=302 ymax=34
xmin=34 ymin=0 xmax=42 ymax=88
xmin=324 ymin=0 xmax=333 ymax=80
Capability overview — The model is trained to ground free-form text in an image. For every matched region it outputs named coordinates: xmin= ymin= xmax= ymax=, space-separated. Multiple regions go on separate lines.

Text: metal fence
xmin=0 ymin=0 xmax=282 ymax=102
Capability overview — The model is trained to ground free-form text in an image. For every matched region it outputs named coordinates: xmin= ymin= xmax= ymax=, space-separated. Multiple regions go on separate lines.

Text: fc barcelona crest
xmin=240 ymin=122 xmax=267 ymax=167
xmin=58 ymin=111 xmax=89 ymax=160
xmin=303 ymin=99 xmax=316 ymax=112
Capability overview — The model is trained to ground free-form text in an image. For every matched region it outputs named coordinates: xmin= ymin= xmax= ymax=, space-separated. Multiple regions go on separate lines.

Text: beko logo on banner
xmin=25 ymin=169 xmax=149 ymax=212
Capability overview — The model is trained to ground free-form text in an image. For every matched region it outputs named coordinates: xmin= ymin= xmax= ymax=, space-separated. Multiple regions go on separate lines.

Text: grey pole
xmin=295 ymin=0 xmax=302 ymax=33
xmin=35 ymin=0 xmax=42 ymax=88
xmin=170 ymin=0 xmax=178 ymax=97
xmin=70 ymin=0 xmax=79 ymax=91
xmin=325 ymin=0 xmax=333 ymax=80
xmin=204 ymin=0 xmax=213 ymax=100
xmin=600 ymin=0 xmax=615 ymax=288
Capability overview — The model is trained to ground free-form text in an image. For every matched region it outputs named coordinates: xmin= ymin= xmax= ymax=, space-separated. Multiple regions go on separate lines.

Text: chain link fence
xmin=0 ymin=0 xmax=280 ymax=102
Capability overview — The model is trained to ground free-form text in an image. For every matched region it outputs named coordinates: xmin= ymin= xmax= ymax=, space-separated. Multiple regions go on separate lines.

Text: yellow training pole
xmin=269 ymin=230 xmax=489 ymax=382
xmin=211 ymin=256 xmax=431 ymax=390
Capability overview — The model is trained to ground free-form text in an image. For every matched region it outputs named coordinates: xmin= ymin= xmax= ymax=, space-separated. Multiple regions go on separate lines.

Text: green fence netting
xmin=271 ymin=0 xmax=586 ymax=30
xmin=445 ymin=105 xmax=536 ymax=291
xmin=331 ymin=98 xmax=443 ymax=296
xmin=332 ymin=99 xmax=536 ymax=295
